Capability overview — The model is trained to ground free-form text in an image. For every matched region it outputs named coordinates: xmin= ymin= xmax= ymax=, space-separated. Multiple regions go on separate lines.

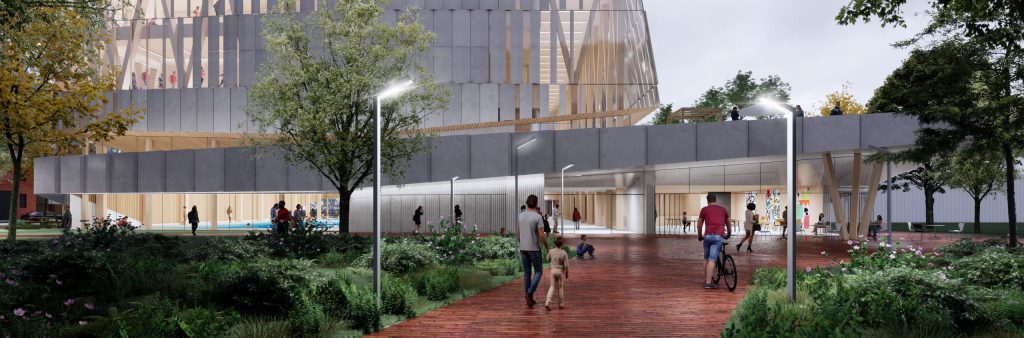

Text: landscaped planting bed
xmin=0 ymin=218 xmax=522 ymax=337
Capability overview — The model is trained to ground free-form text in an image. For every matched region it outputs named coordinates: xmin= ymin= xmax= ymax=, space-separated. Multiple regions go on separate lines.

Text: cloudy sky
xmin=643 ymin=0 xmax=932 ymax=114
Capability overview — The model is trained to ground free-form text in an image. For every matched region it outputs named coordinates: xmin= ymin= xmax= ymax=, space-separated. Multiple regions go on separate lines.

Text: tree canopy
xmin=817 ymin=82 xmax=867 ymax=116
xmin=649 ymin=104 xmax=674 ymax=125
xmin=246 ymin=0 xmax=448 ymax=233
xmin=0 ymin=6 xmax=138 ymax=240
xmin=947 ymin=148 xmax=1009 ymax=233
xmin=693 ymin=70 xmax=791 ymax=121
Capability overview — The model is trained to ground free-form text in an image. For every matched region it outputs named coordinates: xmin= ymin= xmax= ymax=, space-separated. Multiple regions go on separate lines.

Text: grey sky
xmin=644 ymin=0 xmax=931 ymax=115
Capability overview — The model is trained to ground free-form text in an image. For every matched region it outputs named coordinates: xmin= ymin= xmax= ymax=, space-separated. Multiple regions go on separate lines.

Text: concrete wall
xmin=35 ymin=113 xmax=920 ymax=195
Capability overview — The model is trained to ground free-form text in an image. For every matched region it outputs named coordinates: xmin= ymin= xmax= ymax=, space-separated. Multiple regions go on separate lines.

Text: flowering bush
xmin=355 ymin=239 xmax=438 ymax=274
xmin=418 ymin=220 xmax=482 ymax=264
xmin=474 ymin=235 xmax=518 ymax=260
xmin=212 ymin=258 xmax=320 ymax=317
xmin=949 ymin=249 xmax=1024 ymax=289
xmin=245 ymin=221 xmax=370 ymax=260
xmin=187 ymin=237 xmax=270 ymax=262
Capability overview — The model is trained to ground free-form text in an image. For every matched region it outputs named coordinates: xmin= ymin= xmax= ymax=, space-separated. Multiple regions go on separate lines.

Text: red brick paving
xmin=372 ymin=232 xmax=966 ymax=337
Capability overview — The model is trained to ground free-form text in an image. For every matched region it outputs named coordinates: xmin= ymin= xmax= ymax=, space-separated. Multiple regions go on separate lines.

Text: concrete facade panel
xmin=433 ymin=47 xmax=452 ymax=83
xmin=109 ymin=153 xmax=138 ymax=193
xmin=646 ymin=123 xmax=697 ymax=165
xmin=696 ymin=121 xmax=748 ymax=161
xmin=32 ymin=157 xmax=59 ymax=195
xmin=479 ymin=84 xmax=499 ymax=122
xmin=860 ymin=113 xmax=918 ymax=149
xmin=230 ymin=88 xmax=248 ymax=132
xmin=600 ymin=126 xmax=646 ymax=169
xmin=748 ymin=119 xmax=786 ymax=157
xmin=224 ymin=147 xmax=256 ymax=192
xmin=165 ymin=150 xmax=196 ymax=192
xmin=287 ymin=163 xmax=322 ymax=192
xmin=444 ymin=84 xmax=462 ymax=125
xmin=451 ymin=47 xmax=470 ymax=83
xmin=470 ymin=47 xmax=488 ymax=83
xmin=194 ymin=148 xmax=225 ymax=192
xmin=499 ymin=84 xmax=515 ymax=121
xmin=433 ymin=9 xmax=452 ymax=47
xmin=555 ymin=129 xmax=599 ymax=172
xmin=59 ymin=156 xmax=84 ymax=194
xmin=147 ymin=90 xmax=164 ymax=131
xmin=180 ymin=89 xmax=198 ymax=132
xmin=430 ymin=135 xmax=470 ymax=181
xmin=254 ymin=148 xmax=288 ymax=191
xmin=452 ymin=10 xmax=470 ymax=46
xmin=803 ymin=115 xmax=860 ymax=153
xmin=461 ymin=83 xmax=480 ymax=124
xmin=213 ymin=88 xmax=231 ymax=132
xmin=137 ymin=152 xmax=165 ymax=192
xmin=85 ymin=155 xmax=109 ymax=193
xmin=469 ymin=133 xmax=510 ymax=178
xmin=470 ymin=11 xmax=488 ymax=47
xmin=197 ymin=88 xmax=214 ymax=132
xmin=163 ymin=89 xmax=181 ymax=131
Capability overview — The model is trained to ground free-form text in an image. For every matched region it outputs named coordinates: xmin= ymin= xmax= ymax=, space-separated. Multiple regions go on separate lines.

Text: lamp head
xmin=562 ymin=163 xmax=575 ymax=171
xmin=517 ymin=137 xmax=537 ymax=150
xmin=377 ymin=79 xmax=414 ymax=99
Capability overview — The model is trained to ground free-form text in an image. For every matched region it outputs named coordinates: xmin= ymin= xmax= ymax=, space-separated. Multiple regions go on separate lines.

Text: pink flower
xmin=78 ymin=320 xmax=88 ymax=326
xmin=83 ymin=303 xmax=94 ymax=310
xmin=4 ymin=279 xmax=15 ymax=286
xmin=9 ymin=270 xmax=20 ymax=276
xmin=44 ymin=313 xmax=52 ymax=319
xmin=847 ymin=240 xmax=854 ymax=245
xmin=13 ymin=308 xmax=25 ymax=317
xmin=55 ymin=279 xmax=63 ymax=285
xmin=805 ymin=267 xmax=812 ymax=273
xmin=64 ymin=299 xmax=75 ymax=306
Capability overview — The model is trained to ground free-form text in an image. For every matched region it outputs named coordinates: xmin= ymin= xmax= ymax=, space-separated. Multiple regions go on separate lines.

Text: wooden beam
xmin=859 ymin=160 xmax=884 ymax=238
xmin=849 ymin=152 xmax=862 ymax=240
xmin=822 ymin=152 xmax=847 ymax=238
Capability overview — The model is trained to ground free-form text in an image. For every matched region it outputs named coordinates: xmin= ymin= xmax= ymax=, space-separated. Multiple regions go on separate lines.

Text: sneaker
xmin=703 ymin=283 xmax=712 ymax=289
xmin=525 ymin=294 xmax=533 ymax=307
xmin=545 ymin=305 xmax=551 ymax=311
xmin=709 ymin=283 xmax=719 ymax=289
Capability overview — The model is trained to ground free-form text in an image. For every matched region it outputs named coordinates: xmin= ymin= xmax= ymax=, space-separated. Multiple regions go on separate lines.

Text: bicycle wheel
xmin=712 ymin=258 xmax=722 ymax=284
xmin=722 ymin=255 xmax=738 ymax=291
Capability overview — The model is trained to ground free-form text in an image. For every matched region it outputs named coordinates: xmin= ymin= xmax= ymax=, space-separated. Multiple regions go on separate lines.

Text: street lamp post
xmin=450 ymin=176 xmax=459 ymax=225
xmin=560 ymin=163 xmax=575 ymax=234
xmin=513 ymin=137 xmax=537 ymax=233
xmin=372 ymin=79 xmax=413 ymax=305
xmin=870 ymin=145 xmax=893 ymax=245
xmin=756 ymin=98 xmax=797 ymax=301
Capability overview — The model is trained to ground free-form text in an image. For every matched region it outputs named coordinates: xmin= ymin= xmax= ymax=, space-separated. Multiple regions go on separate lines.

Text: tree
xmin=693 ymin=70 xmax=791 ymax=121
xmin=246 ymin=0 xmax=448 ymax=233
xmin=817 ymin=82 xmax=867 ymax=116
xmin=839 ymin=0 xmax=1024 ymax=247
xmin=0 ymin=7 xmax=138 ymax=240
xmin=649 ymin=103 xmax=674 ymax=125
xmin=947 ymin=149 xmax=1009 ymax=234
xmin=879 ymin=156 xmax=951 ymax=226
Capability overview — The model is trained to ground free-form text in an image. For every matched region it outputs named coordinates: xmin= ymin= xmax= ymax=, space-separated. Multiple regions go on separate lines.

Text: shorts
xmin=703 ymin=234 xmax=724 ymax=261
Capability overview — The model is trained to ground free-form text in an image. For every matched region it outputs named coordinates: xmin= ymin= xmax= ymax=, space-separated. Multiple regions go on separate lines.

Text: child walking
xmin=545 ymin=236 xmax=569 ymax=310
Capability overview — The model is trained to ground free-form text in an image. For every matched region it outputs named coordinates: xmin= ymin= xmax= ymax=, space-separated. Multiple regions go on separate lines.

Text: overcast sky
xmin=643 ymin=0 xmax=932 ymax=115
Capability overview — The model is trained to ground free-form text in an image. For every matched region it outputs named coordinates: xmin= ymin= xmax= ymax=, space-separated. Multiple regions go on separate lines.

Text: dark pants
xmin=276 ymin=221 xmax=289 ymax=236
xmin=574 ymin=220 xmax=580 ymax=230
xmin=521 ymin=250 xmax=543 ymax=296
xmin=190 ymin=222 xmax=198 ymax=235
xmin=577 ymin=244 xmax=594 ymax=258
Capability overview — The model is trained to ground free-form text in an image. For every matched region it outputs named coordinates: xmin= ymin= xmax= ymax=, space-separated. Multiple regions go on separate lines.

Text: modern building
xmin=31 ymin=0 xmax=1024 ymax=235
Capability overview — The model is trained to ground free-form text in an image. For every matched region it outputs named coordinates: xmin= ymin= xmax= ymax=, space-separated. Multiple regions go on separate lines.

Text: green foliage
xmin=381 ymin=276 xmax=417 ymax=317
xmin=213 ymin=258 xmax=318 ymax=317
xmin=343 ymin=284 xmax=381 ymax=333
xmin=950 ymin=249 xmax=1024 ymax=289
xmin=939 ymin=239 xmax=1000 ymax=260
xmin=313 ymin=275 xmax=350 ymax=318
xmin=474 ymin=235 xmax=519 ymax=260
xmin=355 ymin=238 xmax=438 ymax=274
xmin=224 ymin=318 xmax=291 ymax=338
xmin=409 ymin=266 xmax=461 ymax=301
xmin=245 ymin=221 xmax=365 ymax=259
xmin=419 ymin=219 xmax=482 ymax=264
xmin=188 ymin=237 xmax=270 ymax=262
xmin=649 ymin=103 xmax=675 ymax=125
xmin=288 ymin=294 xmax=327 ymax=337
xmin=475 ymin=259 xmax=521 ymax=276
xmin=174 ymin=306 xmax=241 ymax=338
xmin=246 ymin=0 xmax=449 ymax=232
xmin=971 ymin=287 xmax=1024 ymax=329
xmin=693 ymin=70 xmax=791 ymax=121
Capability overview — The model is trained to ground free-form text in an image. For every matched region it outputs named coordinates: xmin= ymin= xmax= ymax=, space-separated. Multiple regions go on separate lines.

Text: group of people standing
xmin=729 ymin=102 xmax=844 ymax=121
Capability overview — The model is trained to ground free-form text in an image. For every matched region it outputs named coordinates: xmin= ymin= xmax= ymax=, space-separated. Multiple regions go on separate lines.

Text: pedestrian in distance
xmin=730 ymin=106 xmax=740 ymax=121
xmin=795 ymin=104 xmax=805 ymax=117
xmin=413 ymin=206 xmax=423 ymax=233
xmin=293 ymin=204 xmax=306 ymax=224
xmin=737 ymin=203 xmax=756 ymax=253
xmin=830 ymin=102 xmax=843 ymax=116
xmin=187 ymin=205 xmax=199 ymax=236
xmin=275 ymin=201 xmax=291 ymax=236
xmin=454 ymin=205 xmax=463 ymax=223
xmin=61 ymin=205 xmax=73 ymax=236
xmin=572 ymin=207 xmax=581 ymax=230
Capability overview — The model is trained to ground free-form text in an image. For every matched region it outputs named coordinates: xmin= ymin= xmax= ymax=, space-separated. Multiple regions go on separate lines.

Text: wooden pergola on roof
xmin=668 ymin=107 xmax=722 ymax=123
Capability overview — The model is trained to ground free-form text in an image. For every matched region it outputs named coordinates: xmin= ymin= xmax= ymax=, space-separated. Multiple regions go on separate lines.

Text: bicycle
xmin=712 ymin=241 xmax=738 ymax=291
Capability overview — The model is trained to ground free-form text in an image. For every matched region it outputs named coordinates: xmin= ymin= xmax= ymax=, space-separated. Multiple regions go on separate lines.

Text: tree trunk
xmin=973 ymin=197 xmax=982 ymax=234
xmin=1004 ymin=142 xmax=1018 ymax=248
xmin=338 ymin=189 xmax=352 ymax=234
xmin=924 ymin=188 xmax=935 ymax=226
xmin=6 ymin=158 xmax=20 ymax=241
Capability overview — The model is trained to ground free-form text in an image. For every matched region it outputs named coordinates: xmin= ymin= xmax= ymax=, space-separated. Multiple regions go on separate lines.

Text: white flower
xmin=853 ymin=245 xmax=860 ymax=250
xmin=820 ymin=251 xmax=827 ymax=256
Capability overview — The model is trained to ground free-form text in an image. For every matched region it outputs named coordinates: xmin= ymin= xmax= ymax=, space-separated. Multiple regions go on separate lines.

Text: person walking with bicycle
xmin=697 ymin=193 xmax=731 ymax=289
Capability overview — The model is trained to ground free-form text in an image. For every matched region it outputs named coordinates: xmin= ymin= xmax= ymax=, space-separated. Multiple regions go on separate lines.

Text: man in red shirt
xmin=276 ymin=200 xmax=291 ymax=235
xmin=697 ymin=193 xmax=731 ymax=289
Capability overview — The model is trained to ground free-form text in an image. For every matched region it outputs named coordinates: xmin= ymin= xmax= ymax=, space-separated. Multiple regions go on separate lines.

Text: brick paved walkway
xmin=373 ymin=232 xmax=962 ymax=337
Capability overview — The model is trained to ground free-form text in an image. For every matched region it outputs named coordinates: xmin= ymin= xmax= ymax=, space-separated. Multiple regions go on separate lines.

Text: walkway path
xmin=373 ymin=233 xmax=960 ymax=337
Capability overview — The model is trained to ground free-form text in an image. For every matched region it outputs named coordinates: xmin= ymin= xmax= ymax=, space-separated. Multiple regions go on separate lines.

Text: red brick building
xmin=0 ymin=175 xmax=37 ymax=221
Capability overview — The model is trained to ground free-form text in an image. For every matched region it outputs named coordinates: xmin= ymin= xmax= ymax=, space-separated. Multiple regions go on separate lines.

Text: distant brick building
xmin=0 ymin=175 xmax=37 ymax=221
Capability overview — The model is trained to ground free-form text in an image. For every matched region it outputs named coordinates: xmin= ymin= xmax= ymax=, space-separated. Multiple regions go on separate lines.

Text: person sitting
xmin=870 ymin=215 xmax=884 ymax=240
xmin=576 ymin=234 xmax=595 ymax=258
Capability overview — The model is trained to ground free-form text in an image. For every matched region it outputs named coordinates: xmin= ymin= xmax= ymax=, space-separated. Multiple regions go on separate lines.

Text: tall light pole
xmin=870 ymin=145 xmax=893 ymax=245
xmin=756 ymin=98 xmax=797 ymax=301
xmin=373 ymin=79 xmax=413 ymax=305
xmin=450 ymin=176 xmax=459 ymax=225
xmin=560 ymin=163 xmax=574 ymax=234
xmin=513 ymin=137 xmax=537 ymax=233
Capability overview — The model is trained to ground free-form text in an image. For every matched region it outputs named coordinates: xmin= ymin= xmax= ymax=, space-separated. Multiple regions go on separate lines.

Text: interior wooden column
xmin=822 ymin=153 xmax=848 ymax=239
xmin=849 ymin=152 xmax=862 ymax=239
xmin=859 ymin=161 xmax=884 ymax=238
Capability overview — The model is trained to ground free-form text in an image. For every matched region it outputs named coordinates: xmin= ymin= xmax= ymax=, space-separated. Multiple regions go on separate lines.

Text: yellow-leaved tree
xmin=0 ymin=6 xmax=138 ymax=240
xmin=817 ymin=82 xmax=867 ymax=116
